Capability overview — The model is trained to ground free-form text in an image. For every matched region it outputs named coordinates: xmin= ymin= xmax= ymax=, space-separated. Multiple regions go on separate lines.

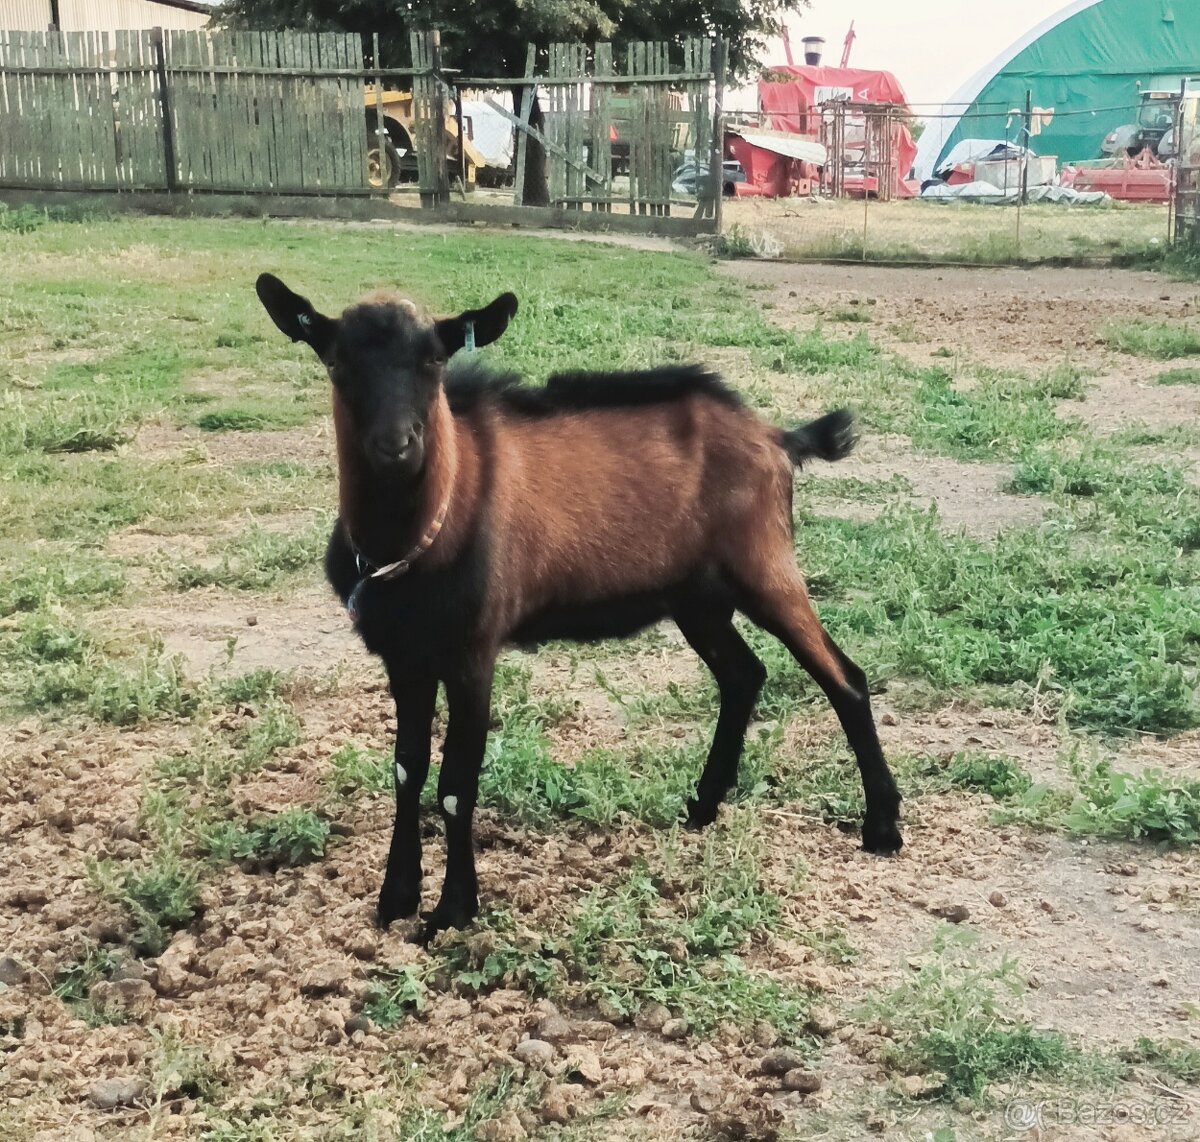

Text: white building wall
xmin=1 ymin=0 xmax=211 ymax=33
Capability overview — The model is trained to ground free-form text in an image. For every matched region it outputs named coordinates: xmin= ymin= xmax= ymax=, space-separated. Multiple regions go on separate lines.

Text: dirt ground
xmin=3 ymin=257 xmax=1199 ymax=1141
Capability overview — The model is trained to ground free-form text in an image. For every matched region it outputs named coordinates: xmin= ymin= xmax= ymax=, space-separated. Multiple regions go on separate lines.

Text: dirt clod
xmin=89 ymin=979 xmax=156 ymax=1019
xmin=537 ymin=1082 xmax=575 ymax=1124
xmin=0 ymin=956 xmax=27 ymax=985
xmin=988 ymin=891 xmax=1008 ymax=908
xmin=536 ymin=1012 xmax=572 ymax=1041
xmin=476 ymin=1111 xmax=527 ymax=1142
xmin=661 ymin=1017 xmax=689 ymax=1039
xmin=805 ymin=1007 xmax=839 ymax=1037
xmin=690 ymin=1081 xmax=725 ymax=1114
xmin=761 ymin=1049 xmax=808 ymax=1076
xmin=344 ymin=1014 xmax=371 ymax=1035
xmin=930 ymin=903 xmax=970 ymax=923
xmin=565 ymin=1046 xmax=603 ymax=1084
xmin=782 ymin=1068 xmax=822 ymax=1094
xmin=514 ymin=1038 xmax=556 ymax=1068
xmin=87 ymin=1078 xmax=149 ymax=1109
xmin=633 ymin=1001 xmax=671 ymax=1032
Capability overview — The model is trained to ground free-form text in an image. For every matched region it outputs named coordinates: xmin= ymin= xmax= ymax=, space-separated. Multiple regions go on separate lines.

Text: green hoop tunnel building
xmin=913 ymin=0 xmax=1200 ymax=181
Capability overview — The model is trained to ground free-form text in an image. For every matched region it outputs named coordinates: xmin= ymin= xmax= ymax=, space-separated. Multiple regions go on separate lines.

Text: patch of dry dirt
xmin=805 ymin=431 xmax=1044 ymax=538
xmin=132 ymin=420 xmax=333 ymax=467
xmin=723 ymin=261 xmax=1200 ymax=373
xmin=1072 ymin=369 xmax=1200 ymax=438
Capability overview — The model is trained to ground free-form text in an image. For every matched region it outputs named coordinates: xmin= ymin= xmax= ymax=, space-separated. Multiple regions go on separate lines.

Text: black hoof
xmin=684 ymin=796 xmax=720 ymax=831
xmin=376 ymin=886 xmax=421 ymax=930
xmin=417 ymin=898 xmax=478 ymax=945
xmin=862 ymin=815 xmax=903 ymax=856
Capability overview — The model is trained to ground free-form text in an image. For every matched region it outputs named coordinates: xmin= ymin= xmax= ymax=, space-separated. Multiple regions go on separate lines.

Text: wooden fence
xmin=0 ymin=28 xmax=726 ymax=234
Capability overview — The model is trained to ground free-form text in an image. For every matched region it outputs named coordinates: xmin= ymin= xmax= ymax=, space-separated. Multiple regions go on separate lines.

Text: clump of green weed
xmin=862 ymin=927 xmax=1076 ymax=1100
xmin=89 ymin=850 xmax=203 ymax=956
xmin=4 ymin=614 xmax=200 ymax=724
xmin=920 ymin=752 xmax=1033 ymax=801
xmin=214 ymin=668 xmax=290 ymax=706
xmin=908 ymin=368 xmax=1074 ymax=459
xmin=363 ymin=965 xmax=430 ymax=1028
xmin=52 ymin=942 xmax=121 ymax=1004
xmin=201 ymin=807 xmax=332 ymax=868
xmin=1157 ymin=366 xmax=1200 ymax=385
xmin=328 ymin=742 xmax=392 ymax=797
xmin=50 ymin=942 xmax=131 ymax=1027
xmin=1121 ymin=1037 xmax=1200 ymax=1084
xmin=0 ymin=204 xmax=48 ymax=232
xmin=0 ymin=557 xmax=124 ymax=617
xmin=1062 ymin=760 xmax=1200 ymax=844
xmin=1105 ymin=321 xmax=1200 ymax=359
xmin=712 ymin=224 xmax=782 ymax=259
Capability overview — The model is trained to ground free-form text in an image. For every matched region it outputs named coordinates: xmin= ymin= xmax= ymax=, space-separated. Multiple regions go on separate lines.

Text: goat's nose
xmin=394 ymin=429 xmax=418 ymax=458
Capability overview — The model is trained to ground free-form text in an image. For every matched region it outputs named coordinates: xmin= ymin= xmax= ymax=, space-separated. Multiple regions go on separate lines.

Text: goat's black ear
xmin=435 ymin=292 xmax=518 ymax=356
xmin=255 ymin=273 xmax=336 ymax=358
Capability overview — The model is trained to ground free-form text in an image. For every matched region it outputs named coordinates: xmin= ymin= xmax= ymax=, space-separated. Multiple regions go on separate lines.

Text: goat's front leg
xmin=419 ymin=660 xmax=494 ymax=943
xmin=377 ymin=669 xmax=438 ymax=929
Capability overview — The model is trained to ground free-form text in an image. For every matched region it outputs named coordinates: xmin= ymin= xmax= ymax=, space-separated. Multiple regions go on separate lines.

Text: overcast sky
xmin=735 ymin=0 xmax=1076 ymax=110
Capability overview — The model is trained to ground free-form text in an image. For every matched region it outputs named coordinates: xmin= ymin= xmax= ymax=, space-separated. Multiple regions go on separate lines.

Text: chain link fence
xmin=721 ymin=92 xmax=1175 ymax=266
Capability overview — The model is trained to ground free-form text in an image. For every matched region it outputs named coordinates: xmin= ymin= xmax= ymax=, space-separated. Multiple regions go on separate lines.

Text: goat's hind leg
xmin=738 ymin=574 xmax=902 ymax=854
xmin=674 ymin=607 xmax=767 ymax=829
xmin=377 ymin=669 xmax=438 ymax=928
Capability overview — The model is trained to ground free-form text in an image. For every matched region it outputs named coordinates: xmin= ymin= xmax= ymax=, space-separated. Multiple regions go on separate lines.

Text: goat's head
xmin=255 ymin=274 xmax=517 ymax=479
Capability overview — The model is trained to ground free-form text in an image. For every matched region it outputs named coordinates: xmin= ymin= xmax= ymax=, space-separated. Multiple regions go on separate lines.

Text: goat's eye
xmin=431 ymin=353 xmax=446 ymax=367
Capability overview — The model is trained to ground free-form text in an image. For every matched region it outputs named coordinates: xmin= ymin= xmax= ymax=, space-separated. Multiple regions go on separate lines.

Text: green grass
xmin=906 ymin=366 xmax=1079 ymax=460
xmin=768 ymin=507 xmax=1200 ymax=734
xmin=0 ymin=553 xmax=125 ymax=617
xmin=1121 ymin=1037 xmax=1200 ymax=1084
xmin=1157 ymin=366 xmax=1200 ymax=385
xmin=170 ymin=518 xmax=332 ymax=591
xmin=862 ymin=928 xmax=1084 ymax=1101
xmin=1106 ymin=320 xmax=1200 ymax=359
xmin=3 ymin=216 xmax=1199 ymax=1133
xmin=1 ymin=613 xmax=202 ymax=724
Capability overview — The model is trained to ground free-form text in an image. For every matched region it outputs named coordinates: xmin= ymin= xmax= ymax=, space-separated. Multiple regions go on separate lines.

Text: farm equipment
xmin=363 ymin=86 xmax=489 ymax=190
xmin=1063 ymin=147 xmax=1174 ymax=203
xmin=1100 ymin=89 xmax=1180 ymax=159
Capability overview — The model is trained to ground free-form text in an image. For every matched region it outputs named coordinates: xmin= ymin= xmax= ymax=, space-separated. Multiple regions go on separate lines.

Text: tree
xmin=216 ymin=0 xmax=807 ymax=201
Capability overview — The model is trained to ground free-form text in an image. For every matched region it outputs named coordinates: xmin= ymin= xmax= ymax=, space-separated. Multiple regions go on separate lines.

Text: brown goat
xmin=256 ymin=274 xmax=902 ymax=940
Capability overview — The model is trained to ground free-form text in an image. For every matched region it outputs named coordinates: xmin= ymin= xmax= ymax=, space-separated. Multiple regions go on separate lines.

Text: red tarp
xmin=727 ymin=136 xmax=811 ymax=197
xmin=758 ymin=65 xmax=919 ymax=198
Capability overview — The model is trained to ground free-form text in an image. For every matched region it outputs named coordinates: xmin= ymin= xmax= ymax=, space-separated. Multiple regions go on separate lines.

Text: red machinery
xmin=1062 ymin=148 xmax=1174 ymax=204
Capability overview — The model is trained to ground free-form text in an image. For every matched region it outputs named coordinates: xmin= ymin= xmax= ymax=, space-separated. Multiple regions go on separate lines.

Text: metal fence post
xmin=150 ymin=27 xmax=177 ymax=192
xmin=707 ymin=38 xmax=726 ymax=230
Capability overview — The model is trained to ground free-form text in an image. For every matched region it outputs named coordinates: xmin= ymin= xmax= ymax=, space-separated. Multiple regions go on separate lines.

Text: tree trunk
xmin=514 ymin=88 xmax=550 ymax=206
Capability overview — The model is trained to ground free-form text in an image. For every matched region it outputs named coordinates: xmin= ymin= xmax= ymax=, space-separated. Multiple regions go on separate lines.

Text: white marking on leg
xmin=442 ymin=795 xmax=458 ymax=817
xmin=394 ymin=762 xmax=407 ymax=787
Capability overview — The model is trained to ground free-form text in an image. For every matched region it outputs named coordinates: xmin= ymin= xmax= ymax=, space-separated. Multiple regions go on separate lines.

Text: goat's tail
xmin=781 ymin=408 xmax=856 ymax=469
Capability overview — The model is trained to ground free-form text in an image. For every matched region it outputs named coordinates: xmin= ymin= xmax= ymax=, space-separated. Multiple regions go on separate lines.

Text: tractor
xmin=363 ymin=86 xmax=489 ymax=190
xmin=1100 ymin=89 xmax=1181 ymax=160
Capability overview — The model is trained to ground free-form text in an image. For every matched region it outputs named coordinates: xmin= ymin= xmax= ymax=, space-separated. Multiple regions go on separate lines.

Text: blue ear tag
xmin=464 ymin=320 xmax=476 ymax=353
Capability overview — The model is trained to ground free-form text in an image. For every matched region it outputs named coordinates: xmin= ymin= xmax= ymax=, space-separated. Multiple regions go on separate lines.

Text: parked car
xmin=672 ymin=155 xmax=746 ymax=197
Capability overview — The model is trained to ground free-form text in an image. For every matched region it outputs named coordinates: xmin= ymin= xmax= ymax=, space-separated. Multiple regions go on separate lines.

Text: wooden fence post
xmin=150 ymin=27 xmax=177 ymax=192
